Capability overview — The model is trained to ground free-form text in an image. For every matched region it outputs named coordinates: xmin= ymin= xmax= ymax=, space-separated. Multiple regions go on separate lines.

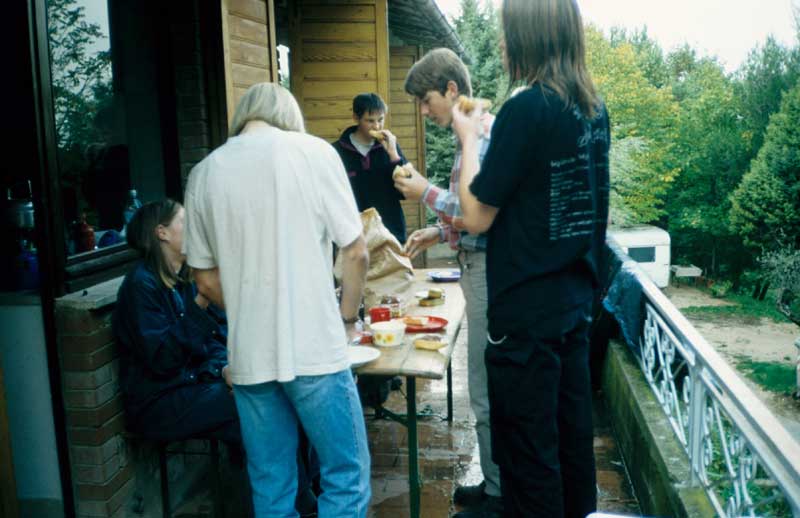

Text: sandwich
xmin=392 ymin=164 xmax=413 ymax=180
xmin=368 ymin=129 xmax=386 ymax=142
xmin=414 ymin=335 xmax=446 ymax=350
xmin=403 ymin=316 xmax=426 ymax=326
xmin=457 ymin=95 xmax=492 ymax=114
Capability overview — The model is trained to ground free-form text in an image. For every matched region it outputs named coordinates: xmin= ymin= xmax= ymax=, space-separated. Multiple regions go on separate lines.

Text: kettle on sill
xmin=4 ymin=180 xmax=35 ymax=230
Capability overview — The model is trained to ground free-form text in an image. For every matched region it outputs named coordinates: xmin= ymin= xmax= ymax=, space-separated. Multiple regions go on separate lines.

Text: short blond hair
xmin=230 ymin=82 xmax=306 ymax=136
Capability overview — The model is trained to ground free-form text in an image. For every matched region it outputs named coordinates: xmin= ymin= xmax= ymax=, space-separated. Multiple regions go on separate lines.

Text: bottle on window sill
xmin=121 ymin=188 xmax=143 ymax=237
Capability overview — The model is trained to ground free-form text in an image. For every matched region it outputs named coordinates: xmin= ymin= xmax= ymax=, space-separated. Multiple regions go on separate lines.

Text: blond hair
xmin=229 ymin=82 xmax=306 ymax=136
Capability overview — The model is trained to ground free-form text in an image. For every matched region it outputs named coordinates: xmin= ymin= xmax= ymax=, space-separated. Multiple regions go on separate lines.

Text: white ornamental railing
xmin=610 ymin=245 xmax=800 ymax=517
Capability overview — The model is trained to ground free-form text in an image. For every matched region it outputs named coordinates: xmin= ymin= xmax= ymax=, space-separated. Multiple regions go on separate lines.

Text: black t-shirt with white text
xmin=470 ymin=85 xmax=610 ymax=337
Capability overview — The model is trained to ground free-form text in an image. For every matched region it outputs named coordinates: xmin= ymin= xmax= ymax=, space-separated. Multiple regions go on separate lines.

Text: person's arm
xmin=339 ymin=234 xmax=369 ymax=324
xmin=404 ymin=226 xmax=441 ymax=259
xmin=124 ymin=276 xmax=218 ymax=377
xmin=194 ymin=267 xmax=225 ymax=309
xmin=451 ymin=106 xmax=499 ymax=234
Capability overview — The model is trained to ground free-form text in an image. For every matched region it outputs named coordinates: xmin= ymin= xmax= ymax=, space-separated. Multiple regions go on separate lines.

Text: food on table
xmin=419 ymin=296 xmax=445 ymax=307
xmin=427 ymin=288 xmax=444 ymax=299
xmin=403 ymin=316 xmax=426 ymax=327
xmin=457 ymin=95 xmax=492 ymax=114
xmin=414 ymin=335 xmax=446 ymax=350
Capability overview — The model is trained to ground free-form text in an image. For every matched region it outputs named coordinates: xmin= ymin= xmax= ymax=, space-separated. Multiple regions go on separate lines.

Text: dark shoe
xmin=296 ymin=487 xmax=317 ymax=517
xmin=453 ymin=480 xmax=486 ymax=507
xmin=452 ymin=495 xmax=504 ymax=517
xmin=390 ymin=376 xmax=403 ymax=390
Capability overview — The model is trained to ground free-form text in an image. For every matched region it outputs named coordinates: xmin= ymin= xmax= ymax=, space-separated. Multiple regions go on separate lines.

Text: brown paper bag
xmin=334 ymin=208 xmax=414 ymax=308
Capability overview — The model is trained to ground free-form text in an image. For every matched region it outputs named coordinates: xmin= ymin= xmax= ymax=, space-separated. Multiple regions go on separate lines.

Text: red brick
xmin=70 ymin=435 xmax=122 ymax=465
xmin=75 ymin=477 xmax=135 ymax=517
xmin=60 ymin=325 xmax=115 ymax=355
xmin=74 ymin=453 xmax=122 ymax=484
xmin=63 ymin=361 xmax=117 ymax=390
xmin=67 ymin=395 xmax=123 ymax=428
xmin=64 ymin=378 xmax=119 ymax=408
xmin=62 ymin=343 xmax=118 ymax=371
xmin=56 ymin=307 xmax=113 ymax=335
xmin=68 ymin=413 xmax=126 ymax=446
xmin=76 ymin=463 xmax=134 ymax=501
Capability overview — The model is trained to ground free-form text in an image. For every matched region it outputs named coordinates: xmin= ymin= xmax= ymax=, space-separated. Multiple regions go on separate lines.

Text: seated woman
xmin=113 ymin=198 xmax=237 ymax=443
xmin=113 ymin=199 xmax=317 ymax=514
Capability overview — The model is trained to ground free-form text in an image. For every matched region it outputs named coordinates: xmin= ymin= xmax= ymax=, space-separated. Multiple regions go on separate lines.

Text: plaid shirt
xmin=422 ymin=112 xmax=494 ymax=252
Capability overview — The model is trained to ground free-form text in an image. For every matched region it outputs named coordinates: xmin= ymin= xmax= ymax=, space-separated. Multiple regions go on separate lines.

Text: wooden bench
xmin=123 ymin=432 xmax=224 ymax=518
xmin=670 ymin=264 xmax=702 ymax=285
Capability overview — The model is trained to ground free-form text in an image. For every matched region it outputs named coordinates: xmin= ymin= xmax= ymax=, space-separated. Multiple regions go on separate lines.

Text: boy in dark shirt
xmin=333 ymin=93 xmax=408 ymax=243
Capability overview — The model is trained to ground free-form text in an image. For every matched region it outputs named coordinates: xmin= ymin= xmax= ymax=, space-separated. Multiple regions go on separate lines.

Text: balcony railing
xmin=605 ymin=240 xmax=800 ymax=517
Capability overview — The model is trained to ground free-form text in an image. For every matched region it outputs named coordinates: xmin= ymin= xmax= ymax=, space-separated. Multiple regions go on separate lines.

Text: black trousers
xmin=135 ymin=381 xmax=242 ymax=444
xmin=485 ymin=310 xmax=596 ymax=518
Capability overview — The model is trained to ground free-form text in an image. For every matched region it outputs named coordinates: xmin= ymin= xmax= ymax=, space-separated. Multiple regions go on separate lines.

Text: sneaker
xmin=453 ymin=480 xmax=486 ymax=507
xmin=452 ymin=495 xmax=504 ymax=517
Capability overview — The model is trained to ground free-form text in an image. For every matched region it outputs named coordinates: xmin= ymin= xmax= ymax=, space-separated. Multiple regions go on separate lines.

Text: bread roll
xmin=419 ymin=297 xmax=445 ymax=307
xmin=414 ymin=335 xmax=446 ymax=350
xmin=368 ymin=130 xmax=386 ymax=141
xmin=393 ymin=164 xmax=412 ymax=180
xmin=457 ymin=95 xmax=492 ymax=114
xmin=428 ymin=288 xmax=444 ymax=299
xmin=403 ymin=316 xmax=426 ymax=326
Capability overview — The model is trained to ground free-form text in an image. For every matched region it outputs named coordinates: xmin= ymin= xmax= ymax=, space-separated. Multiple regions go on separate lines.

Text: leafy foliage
xmin=585 ymin=27 xmax=681 ymax=224
xmin=730 ymin=83 xmax=800 ymax=251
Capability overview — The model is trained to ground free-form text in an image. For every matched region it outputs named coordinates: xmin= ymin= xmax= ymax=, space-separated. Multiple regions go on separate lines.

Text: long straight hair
xmin=126 ymin=199 xmax=188 ymax=289
xmin=502 ymin=0 xmax=600 ymax=119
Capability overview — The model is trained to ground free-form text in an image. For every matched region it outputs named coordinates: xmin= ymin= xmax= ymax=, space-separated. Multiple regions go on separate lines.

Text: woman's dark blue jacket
xmin=112 ymin=261 xmax=228 ymax=418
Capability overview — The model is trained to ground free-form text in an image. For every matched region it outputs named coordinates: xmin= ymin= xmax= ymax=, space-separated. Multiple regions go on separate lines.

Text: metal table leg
xmin=446 ymin=363 xmax=453 ymax=423
xmin=406 ymin=376 xmax=421 ymax=518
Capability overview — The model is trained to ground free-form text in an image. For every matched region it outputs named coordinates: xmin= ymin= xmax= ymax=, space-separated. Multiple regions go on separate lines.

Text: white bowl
xmin=369 ymin=320 xmax=406 ymax=347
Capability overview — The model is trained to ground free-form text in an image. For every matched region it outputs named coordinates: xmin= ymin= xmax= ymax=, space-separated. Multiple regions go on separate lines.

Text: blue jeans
xmin=233 ymin=369 xmax=371 ymax=517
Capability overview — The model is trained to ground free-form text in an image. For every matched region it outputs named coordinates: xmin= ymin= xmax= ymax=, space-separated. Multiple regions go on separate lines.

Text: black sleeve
xmin=393 ymin=142 xmax=408 ymax=200
xmin=470 ymin=94 xmax=540 ymax=208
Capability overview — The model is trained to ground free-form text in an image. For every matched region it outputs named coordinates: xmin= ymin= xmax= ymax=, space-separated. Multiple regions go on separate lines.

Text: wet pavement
xmin=365 ymin=317 xmax=642 ymax=517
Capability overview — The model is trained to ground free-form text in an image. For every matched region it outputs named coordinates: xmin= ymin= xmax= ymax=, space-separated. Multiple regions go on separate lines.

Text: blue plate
xmin=428 ymin=269 xmax=461 ymax=282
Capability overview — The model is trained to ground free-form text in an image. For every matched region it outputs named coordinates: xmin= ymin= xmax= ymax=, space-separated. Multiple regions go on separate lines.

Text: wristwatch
xmin=342 ymin=315 xmax=361 ymax=325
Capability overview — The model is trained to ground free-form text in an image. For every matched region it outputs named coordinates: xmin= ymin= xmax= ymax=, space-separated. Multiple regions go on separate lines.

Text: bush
xmin=710 ymin=279 xmax=733 ymax=298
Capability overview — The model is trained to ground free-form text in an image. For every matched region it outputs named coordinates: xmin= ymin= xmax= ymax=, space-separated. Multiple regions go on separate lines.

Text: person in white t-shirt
xmin=183 ymin=82 xmax=371 ymax=517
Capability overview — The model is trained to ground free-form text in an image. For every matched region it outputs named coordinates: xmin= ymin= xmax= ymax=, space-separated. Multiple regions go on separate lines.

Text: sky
xmin=435 ymin=0 xmax=799 ymax=73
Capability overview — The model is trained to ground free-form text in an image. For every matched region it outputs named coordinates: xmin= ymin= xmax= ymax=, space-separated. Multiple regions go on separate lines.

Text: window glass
xmin=47 ymin=0 xmax=167 ymax=257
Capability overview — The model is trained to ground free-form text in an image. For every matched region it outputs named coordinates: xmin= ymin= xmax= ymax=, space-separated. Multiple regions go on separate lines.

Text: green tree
xmin=730 ymin=82 xmax=800 ymax=251
xmin=666 ymin=61 xmax=752 ymax=276
xmin=585 ymin=26 xmax=681 ymax=224
xmin=734 ymin=37 xmax=800 ymax=156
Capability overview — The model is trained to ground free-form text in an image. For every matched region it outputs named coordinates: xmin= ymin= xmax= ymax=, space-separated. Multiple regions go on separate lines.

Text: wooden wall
xmin=221 ymin=0 xmax=279 ymax=126
xmin=390 ymin=45 xmax=427 ymax=237
xmin=289 ymin=0 xmax=390 ymax=141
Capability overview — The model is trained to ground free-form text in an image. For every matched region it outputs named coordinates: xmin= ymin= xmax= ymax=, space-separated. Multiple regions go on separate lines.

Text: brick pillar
xmin=168 ymin=0 xmax=215 ymax=190
xmin=55 ymin=278 xmax=133 ymax=518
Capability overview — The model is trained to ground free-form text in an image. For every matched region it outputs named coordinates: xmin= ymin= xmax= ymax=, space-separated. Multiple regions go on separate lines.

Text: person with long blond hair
xmin=452 ymin=1 xmax=611 ymax=516
xmin=183 ymin=82 xmax=371 ymax=516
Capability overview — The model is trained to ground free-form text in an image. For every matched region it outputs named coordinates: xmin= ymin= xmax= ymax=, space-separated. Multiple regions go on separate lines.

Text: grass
xmin=681 ymin=289 xmax=791 ymax=323
xmin=735 ymin=358 xmax=797 ymax=395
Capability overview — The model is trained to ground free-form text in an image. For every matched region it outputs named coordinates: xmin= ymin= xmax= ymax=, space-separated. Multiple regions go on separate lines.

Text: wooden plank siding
xmin=221 ymin=0 xmax=278 ymax=126
xmin=389 ymin=46 xmax=427 ymax=242
xmin=290 ymin=0 xmax=389 ymax=140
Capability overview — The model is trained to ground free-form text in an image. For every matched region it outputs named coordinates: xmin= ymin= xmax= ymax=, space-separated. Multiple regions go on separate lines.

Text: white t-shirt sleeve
xmin=319 ymin=145 xmax=363 ymax=247
xmin=183 ymin=177 xmax=218 ymax=270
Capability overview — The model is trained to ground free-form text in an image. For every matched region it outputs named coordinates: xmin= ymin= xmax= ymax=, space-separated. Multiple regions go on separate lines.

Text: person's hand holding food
xmin=370 ymin=129 xmax=400 ymax=161
xmin=393 ymin=163 xmax=428 ymax=201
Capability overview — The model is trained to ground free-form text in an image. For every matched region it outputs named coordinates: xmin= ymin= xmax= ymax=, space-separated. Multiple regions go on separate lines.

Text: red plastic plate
xmin=402 ymin=316 xmax=448 ymax=333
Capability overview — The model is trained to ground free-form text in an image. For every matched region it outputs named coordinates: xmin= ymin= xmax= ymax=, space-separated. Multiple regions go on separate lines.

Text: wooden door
xmin=289 ymin=0 xmax=390 ymax=141
xmin=221 ymin=0 xmax=279 ymax=126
